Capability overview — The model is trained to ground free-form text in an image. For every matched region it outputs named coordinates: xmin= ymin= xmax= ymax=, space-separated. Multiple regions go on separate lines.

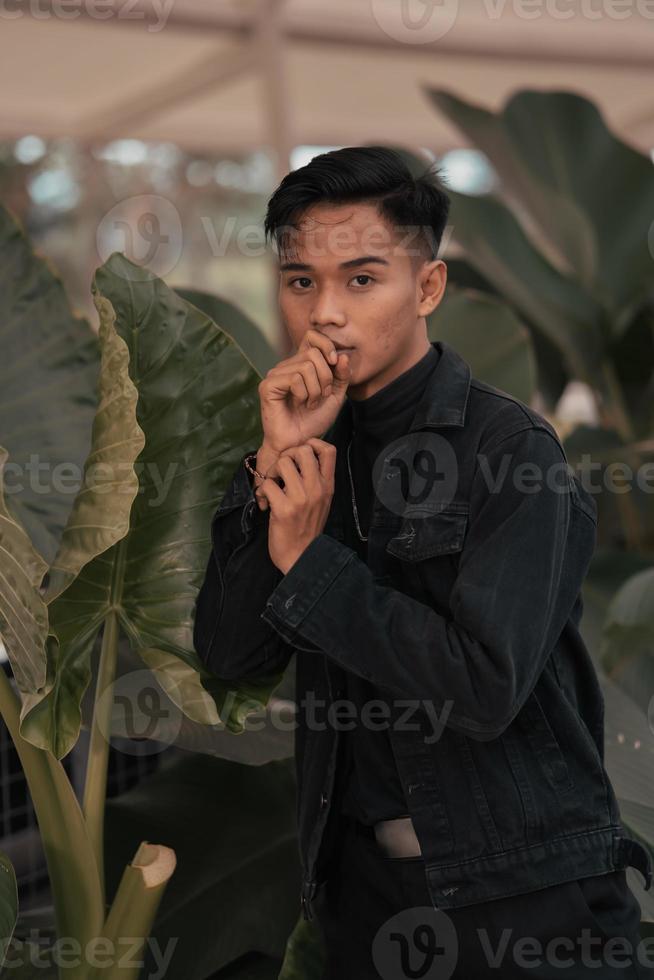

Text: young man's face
xmin=276 ymin=201 xmax=447 ymax=400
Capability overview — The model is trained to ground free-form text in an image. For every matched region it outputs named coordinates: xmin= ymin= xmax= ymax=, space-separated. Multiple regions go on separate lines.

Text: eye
xmin=351 ymin=274 xmax=374 ymax=287
xmin=289 ymin=277 xmax=312 ymax=289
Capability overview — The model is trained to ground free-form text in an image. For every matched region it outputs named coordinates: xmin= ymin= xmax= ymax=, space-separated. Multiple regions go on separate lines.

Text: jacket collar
xmin=326 ymin=339 xmax=472 ymax=447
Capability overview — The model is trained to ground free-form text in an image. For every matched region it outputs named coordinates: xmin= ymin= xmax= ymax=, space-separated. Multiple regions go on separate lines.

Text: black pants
xmin=312 ymin=813 xmax=653 ymax=979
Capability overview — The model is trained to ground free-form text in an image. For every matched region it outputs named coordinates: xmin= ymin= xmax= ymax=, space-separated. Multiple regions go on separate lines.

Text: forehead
xmin=278 ymin=201 xmax=406 ymax=266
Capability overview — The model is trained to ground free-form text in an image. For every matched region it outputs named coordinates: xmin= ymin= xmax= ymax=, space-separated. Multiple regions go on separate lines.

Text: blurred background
xmin=1 ymin=2 xmax=653 ymax=978
xmin=1 ymin=0 xmax=652 ymax=337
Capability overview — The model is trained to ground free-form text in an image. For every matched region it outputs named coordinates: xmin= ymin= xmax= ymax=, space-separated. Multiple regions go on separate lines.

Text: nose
xmin=309 ymin=286 xmax=347 ymax=329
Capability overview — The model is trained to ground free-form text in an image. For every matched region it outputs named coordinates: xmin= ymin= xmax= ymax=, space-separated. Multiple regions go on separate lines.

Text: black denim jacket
xmin=193 ymin=340 xmax=652 ymax=922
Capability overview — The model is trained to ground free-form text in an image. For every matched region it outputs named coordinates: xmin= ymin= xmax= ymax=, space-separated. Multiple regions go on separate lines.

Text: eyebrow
xmin=279 ymin=255 xmax=391 ymax=272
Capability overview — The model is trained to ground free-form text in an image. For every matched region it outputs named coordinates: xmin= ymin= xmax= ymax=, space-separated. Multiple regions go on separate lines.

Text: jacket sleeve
xmin=259 ymin=426 xmax=589 ymax=740
xmin=193 ymin=450 xmax=295 ymax=683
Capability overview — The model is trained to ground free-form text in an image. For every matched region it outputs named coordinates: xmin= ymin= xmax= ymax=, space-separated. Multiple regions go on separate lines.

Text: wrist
xmin=256 ymin=442 xmax=281 ymax=480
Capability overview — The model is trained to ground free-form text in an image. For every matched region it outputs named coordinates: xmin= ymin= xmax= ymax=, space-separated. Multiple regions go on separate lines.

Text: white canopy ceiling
xmin=1 ymin=0 xmax=653 ymax=175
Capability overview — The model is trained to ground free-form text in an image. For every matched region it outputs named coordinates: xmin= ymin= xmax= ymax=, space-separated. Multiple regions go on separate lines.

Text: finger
xmin=276 ymin=455 xmax=308 ymax=499
xmin=303 ymin=438 xmax=337 ymax=483
xmin=304 ymin=346 xmax=335 ymax=395
xmin=279 ymin=444 xmax=322 ymax=494
xmin=299 ymin=328 xmax=339 ymax=367
xmin=256 ymin=476 xmax=287 ymax=512
xmin=266 ymin=365 xmax=322 ymax=407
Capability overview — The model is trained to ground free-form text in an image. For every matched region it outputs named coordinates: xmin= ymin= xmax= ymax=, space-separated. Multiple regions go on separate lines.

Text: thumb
xmin=330 ymin=352 xmax=352 ymax=397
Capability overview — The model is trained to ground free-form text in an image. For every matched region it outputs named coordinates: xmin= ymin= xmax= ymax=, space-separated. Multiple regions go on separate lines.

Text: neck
xmin=347 ymin=330 xmax=432 ymax=401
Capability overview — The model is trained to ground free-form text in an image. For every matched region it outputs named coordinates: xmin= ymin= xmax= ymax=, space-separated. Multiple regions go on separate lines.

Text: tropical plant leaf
xmin=18 ymin=295 xmax=144 ymax=757
xmin=438 ymin=188 xmax=605 ymax=381
xmin=278 ymin=914 xmax=325 ymax=980
xmin=428 ymin=290 xmax=537 ymax=404
xmin=175 ymin=287 xmax=278 ymax=378
xmin=0 ymin=447 xmax=48 ymax=696
xmin=426 ymin=88 xmax=597 ymax=286
xmin=427 ymin=89 xmax=654 ymax=319
xmin=581 ymin=549 xmax=654 ymax=674
xmin=0 ymin=204 xmax=99 ymax=565
xmin=20 ymin=254 xmax=285 ymax=759
xmin=0 ymin=850 xmax=18 ymax=969
xmin=599 ymin=567 xmax=654 ymax=716
xmin=439 ymin=259 xmax=568 ymax=409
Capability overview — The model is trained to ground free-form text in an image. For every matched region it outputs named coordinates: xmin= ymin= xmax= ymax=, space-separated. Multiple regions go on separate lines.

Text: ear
xmin=417 ymin=259 xmax=447 ymax=318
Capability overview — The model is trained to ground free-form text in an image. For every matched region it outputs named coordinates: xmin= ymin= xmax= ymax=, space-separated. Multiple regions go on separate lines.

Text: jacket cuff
xmin=260 ymin=534 xmax=355 ymax=634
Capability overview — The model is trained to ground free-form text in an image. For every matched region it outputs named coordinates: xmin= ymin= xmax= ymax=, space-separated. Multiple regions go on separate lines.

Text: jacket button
xmin=320 ymin=792 xmax=328 ymax=809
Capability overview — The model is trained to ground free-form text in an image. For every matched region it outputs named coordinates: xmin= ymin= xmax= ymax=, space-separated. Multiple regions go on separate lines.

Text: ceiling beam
xmin=9 ymin=0 xmax=654 ymax=70
xmin=78 ymin=43 xmax=256 ymax=145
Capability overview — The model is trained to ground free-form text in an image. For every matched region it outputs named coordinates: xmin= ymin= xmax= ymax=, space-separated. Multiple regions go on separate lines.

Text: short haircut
xmin=264 ymin=145 xmax=450 ymax=268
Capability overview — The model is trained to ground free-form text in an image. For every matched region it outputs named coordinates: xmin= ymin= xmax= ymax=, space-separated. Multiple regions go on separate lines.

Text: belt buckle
xmin=373 ymin=815 xmax=423 ymax=858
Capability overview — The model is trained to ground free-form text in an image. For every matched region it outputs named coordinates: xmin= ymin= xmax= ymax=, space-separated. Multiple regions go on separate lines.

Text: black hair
xmin=263 ymin=145 xmax=450 ymax=268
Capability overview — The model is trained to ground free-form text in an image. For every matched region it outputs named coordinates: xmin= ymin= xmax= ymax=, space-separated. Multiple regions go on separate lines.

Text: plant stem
xmin=599 ymin=361 xmax=635 ymax=444
xmin=0 ymin=668 xmax=104 ymax=978
xmin=87 ymin=842 xmax=176 ymax=980
xmin=83 ymin=609 xmax=119 ymax=906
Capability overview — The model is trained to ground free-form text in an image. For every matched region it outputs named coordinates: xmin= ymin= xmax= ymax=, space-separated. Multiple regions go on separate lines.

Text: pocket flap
xmin=385 ymin=507 xmax=468 ymax=561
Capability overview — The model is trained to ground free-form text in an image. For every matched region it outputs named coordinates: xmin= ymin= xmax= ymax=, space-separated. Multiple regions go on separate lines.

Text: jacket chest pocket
xmin=383 ymin=506 xmax=469 ymax=611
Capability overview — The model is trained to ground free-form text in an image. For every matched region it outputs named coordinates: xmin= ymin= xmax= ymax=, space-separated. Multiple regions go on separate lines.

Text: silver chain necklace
xmin=346 ymin=437 xmax=368 ymax=542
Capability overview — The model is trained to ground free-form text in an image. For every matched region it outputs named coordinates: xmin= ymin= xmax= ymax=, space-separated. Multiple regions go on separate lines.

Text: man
xmin=193 ymin=146 xmax=652 ymax=978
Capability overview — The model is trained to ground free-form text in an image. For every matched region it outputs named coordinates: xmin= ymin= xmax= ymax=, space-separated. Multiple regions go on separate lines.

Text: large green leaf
xmin=278 ymin=915 xmax=325 ymax=980
xmin=427 ymin=89 xmax=654 ymax=320
xmin=601 ymin=672 xmax=654 ymax=922
xmin=0 ymin=204 xmax=99 ymax=564
xmin=426 ymin=89 xmax=596 ymax=287
xmin=103 ymin=754 xmax=301 ymax=980
xmin=18 ymin=293 xmax=144 ymax=757
xmin=0 ymin=447 xmax=48 ymax=696
xmin=175 ymin=287 xmax=278 ymax=377
xmin=440 ymin=188 xmax=605 ymax=381
xmin=444 ymin=259 xmax=569 ymax=409
xmin=428 ymin=289 xmax=536 ymax=404
xmin=0 ymin=850 xmax=18 ymax=969
xmin=21 ymin=254 xmax=285 ymax=759
xmin=600 ymin=566 xmax=654 ymax=716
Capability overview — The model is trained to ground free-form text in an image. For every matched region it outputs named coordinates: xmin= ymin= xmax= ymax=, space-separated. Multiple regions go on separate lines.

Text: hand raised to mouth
xmin=257 ymin=328 xmax=352 ymax=456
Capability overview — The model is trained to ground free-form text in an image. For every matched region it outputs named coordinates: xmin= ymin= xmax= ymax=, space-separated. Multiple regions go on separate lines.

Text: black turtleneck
xmin=336 ymin=342 xmax=441 ymax=825
xmin=347 ymin=343 xmax=441 ymax=548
